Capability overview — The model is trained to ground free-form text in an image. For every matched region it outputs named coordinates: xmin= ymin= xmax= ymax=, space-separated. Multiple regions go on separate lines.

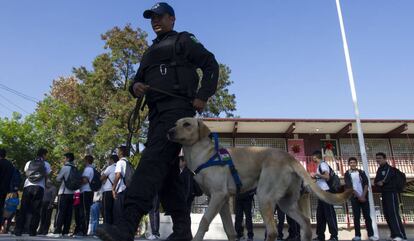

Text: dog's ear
xmin=198 ymin=119 xmax=211 ymax=140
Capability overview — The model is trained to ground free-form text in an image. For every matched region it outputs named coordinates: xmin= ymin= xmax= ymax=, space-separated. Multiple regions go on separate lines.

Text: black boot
xmin=96 ymin=209 xmax=142 ymax=241
xmin=165 ymin=212 xmax=192 ymax=241
xmin=96 ymin=223 xmax=134 ymax=241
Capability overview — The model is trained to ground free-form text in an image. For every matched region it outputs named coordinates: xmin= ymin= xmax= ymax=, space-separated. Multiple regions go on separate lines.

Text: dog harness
xmin=194 ymin=133 xmax=243 ymax=193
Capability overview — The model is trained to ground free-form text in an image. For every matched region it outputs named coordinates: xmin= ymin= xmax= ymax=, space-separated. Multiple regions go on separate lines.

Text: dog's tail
xmin=291 ymin=158 xmax=352 ymax=205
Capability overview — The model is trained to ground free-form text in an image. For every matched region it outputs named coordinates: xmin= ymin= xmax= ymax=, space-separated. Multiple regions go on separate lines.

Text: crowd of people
xmin=0 ymin=145 xmax=409 ymax=241
xmin=0 ymin=146 xmax=201 ymax=239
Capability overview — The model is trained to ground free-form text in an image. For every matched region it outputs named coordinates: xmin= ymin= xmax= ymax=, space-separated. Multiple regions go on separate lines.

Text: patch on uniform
xmin=382 ymin=171 xmax=386 ymax=176
xmin=190 ymin=35 xmax=200 ymax=44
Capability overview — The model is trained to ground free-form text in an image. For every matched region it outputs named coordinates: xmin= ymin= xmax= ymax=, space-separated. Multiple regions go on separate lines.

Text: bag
xmin=9 ymin=167 xmax=22 ymax=192
xmin=394 ymin=167 xmax=407 ymax=192
xmin=26 ymin=159 xmax=46 ymax=183
xmin=122 ymin=159 xmax=135 ymax=187
xmin=89 ymin=167 xmax=102 ymax=192
xmin=64 ymin=165 xmax=82 ymax=191
xmin=319 ymin=162 xmax=341 ymax=193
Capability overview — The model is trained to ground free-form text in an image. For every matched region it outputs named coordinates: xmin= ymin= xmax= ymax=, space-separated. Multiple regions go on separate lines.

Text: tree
xmin=30 ymin=24 xmax=237 ymax=169
xmin=0 ymin=113 xmax=43 ymax=170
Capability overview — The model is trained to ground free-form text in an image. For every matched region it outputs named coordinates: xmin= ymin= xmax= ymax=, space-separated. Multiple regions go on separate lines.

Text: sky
xmin=0 ymin=0 xmax=413 ymax=119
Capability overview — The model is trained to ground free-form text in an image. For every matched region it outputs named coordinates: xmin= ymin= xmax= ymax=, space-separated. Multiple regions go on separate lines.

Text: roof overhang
xmin=203 ymin=118 xmax=414 ymax=135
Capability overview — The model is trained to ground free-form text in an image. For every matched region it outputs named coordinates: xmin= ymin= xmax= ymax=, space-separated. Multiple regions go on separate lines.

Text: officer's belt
xmin=194 ymin=133 xmax=243 ymax=193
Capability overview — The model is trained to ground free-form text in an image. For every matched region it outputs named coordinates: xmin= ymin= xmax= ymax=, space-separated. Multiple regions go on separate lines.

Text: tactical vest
xmin=140 ymin=32 xmax=199 ymax=102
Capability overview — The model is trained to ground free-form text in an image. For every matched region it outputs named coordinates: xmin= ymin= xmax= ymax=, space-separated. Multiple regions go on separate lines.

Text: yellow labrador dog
xmin=167 ymin=118 xmax=352 ymax=241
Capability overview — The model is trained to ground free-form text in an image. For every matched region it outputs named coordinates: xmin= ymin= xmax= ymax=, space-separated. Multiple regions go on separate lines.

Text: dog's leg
xmin=193 ymin=192 xmax=226 ymax=241
xmin=256 ymin=194 xmax=277 ymax=241
xmin=279 ymin=201 xmax=312 ymax=241
xmin=219 ymin=198 xmax=237 ymax=241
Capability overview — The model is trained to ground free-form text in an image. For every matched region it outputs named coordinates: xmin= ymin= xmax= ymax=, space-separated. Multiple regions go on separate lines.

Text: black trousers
xmin=113 ymin=191 xmax=126 ymax=225
xmin=102 ymin=191 xmax=114 ymax=225
xmin=0 ymin=193 xmax=6 ymax=224
xmin=276 ymin=206 xmax=300 ymax=239
xmin=235 ymin=196 xmax=254 ymax=239
xmin=121 ymin=107 xmax=195 ymax=236
xmin=149 ymin=194 xmax=160 ymax=236
xmin=78 ymin=191 xmax=93 ymax=235
xmin=15 ymin=186 xmax=44 ymax=235
xmin=316 ymin=198 xmax=338 ymax=240
xmin=38 ymin=201 xmax=53 ymax=234
xmin=351 ymin=197 xmax=374 ymax=237
xmin=381 ymin=192 xmax=406 ymax=239
xmin=53 ymin=194 xmax=73 ymax=235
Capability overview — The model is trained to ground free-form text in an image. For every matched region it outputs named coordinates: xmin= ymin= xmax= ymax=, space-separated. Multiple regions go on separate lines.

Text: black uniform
xmin=344 ymin=169 xmax=374 ymax=238
xmin=118 ymin=30 xmax=218 ymax=240
xmin=374 ymin=163 xmax=406 ymax=239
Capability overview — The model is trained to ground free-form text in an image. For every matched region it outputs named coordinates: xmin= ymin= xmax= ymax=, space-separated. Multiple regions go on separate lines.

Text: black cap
xmin=143 ymin=2 xmax=175 ymax=19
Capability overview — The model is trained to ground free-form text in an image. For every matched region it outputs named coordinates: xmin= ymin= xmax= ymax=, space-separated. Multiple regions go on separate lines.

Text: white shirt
xmin=24 ymin=160 xmax=51 ymax=189
xmin=316 ymin=161 xmax=330 ymax=191
xmin=351 ymin=171 xmax=363 ymax=197
xmin=115 ymin=158 xmax=128 ymax=194
xmin=80 ymin=165 xmax=94 ymax=193
xmin=56 ymin=163 xmax=75 ymax=195
xmin=102 ymin=164 xmax=116 ymax=192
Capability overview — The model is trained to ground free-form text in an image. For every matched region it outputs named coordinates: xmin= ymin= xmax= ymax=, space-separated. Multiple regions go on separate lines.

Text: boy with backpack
xmin=344 ymin=157 xmax=376 ymax=241
xmin=48 ymin=153 xmax=80 ymax=237
xmin=310 ymin=150 xmax=338 ymax=241
xmin=14 ymin=148 xmax=51 ymax=236
xmin=101 ymin=155 xmax=118 ymax=225
xmin=112 ymin=146 xmax=134 ymax=224
xmin=374 ymin=152 xmax=407 ymax=241
xmin=76 ymin=155 xmax=100 ymax=237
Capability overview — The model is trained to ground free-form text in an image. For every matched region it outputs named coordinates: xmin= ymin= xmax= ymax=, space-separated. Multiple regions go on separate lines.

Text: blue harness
xmin=194 ymin=133 xmax=243 ymax=193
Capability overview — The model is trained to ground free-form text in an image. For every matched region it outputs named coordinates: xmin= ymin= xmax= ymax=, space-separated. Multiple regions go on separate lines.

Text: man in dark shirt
xmin=0 ymin=149 xmax=15 ymax=225
xmin=97 ymin=3 xmax=219 ymax=241
xmin=374 ymin=152 xmax=406 ymax=241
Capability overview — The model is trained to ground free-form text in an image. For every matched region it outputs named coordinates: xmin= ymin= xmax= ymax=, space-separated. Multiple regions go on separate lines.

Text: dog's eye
xmin=183 ymin=122 xmax=191 ymax=127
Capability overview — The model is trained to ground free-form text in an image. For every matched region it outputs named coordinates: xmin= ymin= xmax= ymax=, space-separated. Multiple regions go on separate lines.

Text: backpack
xmin=64 ymin=165 xmax=82 ymax=191
xmin=394 ymin=167 xmax=407 ymax=193
xmin=122 ymin=158 xmax=135 ymax=187
xmin=319 ymin=162 xmax=341 ymax=193
xmin=9 ymin=167 xmax=22 ymax=192
xmin=26 ymin=159 xmax=46 ymax=183
xmin=89 ymin=167 xmax=102 ymax=192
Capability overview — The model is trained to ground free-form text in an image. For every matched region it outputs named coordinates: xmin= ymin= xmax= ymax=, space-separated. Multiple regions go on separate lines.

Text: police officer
xmin=374 ymin=152 xmax=406 ymax=241
xmin=97 ymin=2 xmax=219 ymax=241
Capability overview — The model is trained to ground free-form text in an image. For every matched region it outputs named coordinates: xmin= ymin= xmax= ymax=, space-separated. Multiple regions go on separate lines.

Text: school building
xmin=191 ymin=118 xmax=414 ymax=228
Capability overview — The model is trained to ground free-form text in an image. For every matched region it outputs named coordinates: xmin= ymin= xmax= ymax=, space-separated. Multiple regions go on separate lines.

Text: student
xmin=234 ymin=190 xmax=255 ymax=241
xmin=374 ymin=152 xmax=406 ymax=241
xmin=76 ymin=155 xmax=95 ymax=236
xmin=0 ymin=192 xmax=19 ymax=234
xmin=38 ymin=180 xmax=57 ymax=235
xmin=112 ymin=146 xmax=130 ymax=224
xmin=310 ymin=151 xmax=338 ymax=241
xmin=147 ymin=195 xmax=160 ymax=240
xmin=101 ymin=155 xmax=118 ymax=225
xmin=48 ymin=153 xmax=77 ymax=237
xmin=14 ymin=148 xmax=51 ymax=236
xmin=88 ymin=191 xmax=102 ymax=236
xmin=0 ymin=148 xmax=14 ymax=226
xmin=344 ymin=157 xmax=376 ymax=241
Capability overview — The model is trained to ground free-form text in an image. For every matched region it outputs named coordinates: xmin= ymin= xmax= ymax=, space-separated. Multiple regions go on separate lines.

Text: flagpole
xmin=335 ymin=0 xmax=379 ymax=239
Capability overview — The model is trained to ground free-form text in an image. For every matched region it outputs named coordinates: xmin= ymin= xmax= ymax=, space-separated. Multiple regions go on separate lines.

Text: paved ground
xmin=1 ymin=235 xmax=413 ymax=241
